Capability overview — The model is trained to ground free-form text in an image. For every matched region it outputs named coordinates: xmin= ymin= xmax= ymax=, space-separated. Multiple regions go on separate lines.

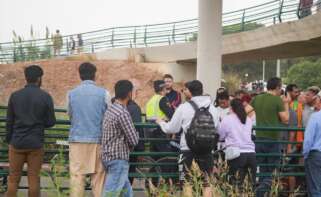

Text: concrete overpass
xmin=96 ymin=12 xmax=321 ymax=65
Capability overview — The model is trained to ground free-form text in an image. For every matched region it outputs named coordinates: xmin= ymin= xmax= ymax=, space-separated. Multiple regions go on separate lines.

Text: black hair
xmin=153 ymin=80 xmax=166 ymax=93
xmin=56 ymin=29 xmax=60 ymax=33
xmin=286 ymin=84 xmax=298 ymax=92
xmin=214 ymin=88 xmax=229 ymax=107
xmin=115 ymin=80 xmax=133 ymax=99
xmin=79 ymin=62 xmax=96 ymax=81
xmin=217 ymin=92 xmax=229 ymax=100
xmin=184 ymin=80 xmax=203 ymax=96
xmin=230 ymin=99 xmax=247 ymax=124
xmin=267 ymin=77 xmax=282 ymax=90
xmin=163 ymin=74 xmax=173 ymax=80
xmin=24 ymin=65 xmax=43 ymax=83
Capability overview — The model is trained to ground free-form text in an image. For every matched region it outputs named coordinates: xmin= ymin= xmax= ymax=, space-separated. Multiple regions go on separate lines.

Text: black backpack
xmin=185 ymin=100 xmax=219 ymax=155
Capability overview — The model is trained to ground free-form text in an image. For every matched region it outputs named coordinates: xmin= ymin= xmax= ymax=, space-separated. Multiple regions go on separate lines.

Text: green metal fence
xmin=0 ymin=106 xmax=307 ymax=194
xmin=0 ymin=0 xmax=320 ymax=64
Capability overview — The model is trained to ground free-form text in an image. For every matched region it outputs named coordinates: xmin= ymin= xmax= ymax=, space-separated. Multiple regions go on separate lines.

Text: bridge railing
xmin=0 ymin=0 xmax=320 ymax=64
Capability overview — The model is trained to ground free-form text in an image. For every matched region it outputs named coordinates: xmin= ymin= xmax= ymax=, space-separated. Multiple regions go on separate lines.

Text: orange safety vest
xmin=290 ymin=101 xmax=304 ymax=148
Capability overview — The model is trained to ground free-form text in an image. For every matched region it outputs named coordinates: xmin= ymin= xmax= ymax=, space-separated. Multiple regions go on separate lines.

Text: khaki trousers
xmin=6 ymin=145 xmax=44 ymax=197
xmin=69 ymin=143 xmax=106 ymax=197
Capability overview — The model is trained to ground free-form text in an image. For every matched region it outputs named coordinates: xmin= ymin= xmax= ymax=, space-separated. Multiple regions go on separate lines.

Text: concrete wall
xmin=140 ymin=62 xmax=196 ymax=83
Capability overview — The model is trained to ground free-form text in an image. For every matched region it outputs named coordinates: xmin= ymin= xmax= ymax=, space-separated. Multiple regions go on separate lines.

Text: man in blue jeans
xmin=303 ymin=107 xmax=321 ymax=196
xmin=101 ymin=80 xmax=139 ymax=197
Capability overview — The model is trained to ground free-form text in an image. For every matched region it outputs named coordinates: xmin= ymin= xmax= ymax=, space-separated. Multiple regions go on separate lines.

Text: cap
xmin=153 ymin=80 xmax=166 ymax=93
xmin=307 ymin=86 xmax=320 ymax=94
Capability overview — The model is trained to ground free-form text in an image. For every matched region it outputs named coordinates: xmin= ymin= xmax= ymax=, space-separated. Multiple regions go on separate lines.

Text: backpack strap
xmin=188 ymin=100 xmax=199 ymax=112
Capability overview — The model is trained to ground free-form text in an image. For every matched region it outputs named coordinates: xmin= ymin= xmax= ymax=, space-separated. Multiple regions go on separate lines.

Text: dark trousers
xmin=305 ymin=150 xmax=321 ymax=197
xmin=227 ymin=152 xmax=256 ymax=189
xmin=255 ymin=137 xmax=281 ymax=197
xmin=6 ymin=145 xmax=44 ymax=197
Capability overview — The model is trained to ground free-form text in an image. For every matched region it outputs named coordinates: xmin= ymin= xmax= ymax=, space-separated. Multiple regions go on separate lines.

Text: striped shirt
xmin=101 ymin=102 xmax=139 ymax=162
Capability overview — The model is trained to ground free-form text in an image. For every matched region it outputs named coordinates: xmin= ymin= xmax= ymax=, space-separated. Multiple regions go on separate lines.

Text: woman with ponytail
xmin=218 ymin=98 xmax=256 ymax=189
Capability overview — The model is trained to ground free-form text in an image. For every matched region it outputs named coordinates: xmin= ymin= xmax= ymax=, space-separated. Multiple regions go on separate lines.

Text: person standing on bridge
xmin=250 ymin=77 xmax=290 ymax=197
xmin=67 ymin=62 xmax=111 ymax=197
xmin=52 ymin=30 xmax=63 ymax=56
xmin=5 ymin=65 xmax=56 ymax=197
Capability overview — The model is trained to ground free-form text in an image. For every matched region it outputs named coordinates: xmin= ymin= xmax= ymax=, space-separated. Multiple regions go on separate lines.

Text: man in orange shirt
xmin=286 ymin=84 xmax=303 ymax=191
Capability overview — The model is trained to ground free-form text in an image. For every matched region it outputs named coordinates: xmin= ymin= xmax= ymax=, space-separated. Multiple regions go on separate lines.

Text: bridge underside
xmin=179 ymin=36 xmax=321 ymax=64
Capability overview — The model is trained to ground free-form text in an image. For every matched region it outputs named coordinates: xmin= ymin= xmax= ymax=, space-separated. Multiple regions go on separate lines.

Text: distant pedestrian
xmin=77 ymin=34 xmax=83 ymax=54
xmin=53 ymin=30 xmax=63 ymax=56
xmin=69 ymin=36 xmax=76 ymax=54
xmin=299 ymin=0 xmax=313 ymax=18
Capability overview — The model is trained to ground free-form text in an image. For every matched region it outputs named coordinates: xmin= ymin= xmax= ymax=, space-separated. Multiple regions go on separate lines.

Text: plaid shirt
xmin=101 ymin=102 xmax=139 ymax=162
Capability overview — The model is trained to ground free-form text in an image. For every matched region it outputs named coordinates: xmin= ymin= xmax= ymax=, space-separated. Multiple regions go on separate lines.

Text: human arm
xmin=303 ymin=114 xmax=318 ymax=159
xmin=217 ymin=117 xmax=229 ymax=141
xmin=119 ymin=111 xmax=139 ymax=147
xmin=5 ymin=96 xmax=14 ymax=143
xmin=159 ymin=97 xmax=174 ymax=119
xmin=105 ymin=90 xmax=112 ymax=108
xmin=156 ymin=105 xmax=183 ymax=134
xmin=45 ymin=95 xmax=56 ymax=128
xmin=278 ymin=95 xmax=290 ymax=124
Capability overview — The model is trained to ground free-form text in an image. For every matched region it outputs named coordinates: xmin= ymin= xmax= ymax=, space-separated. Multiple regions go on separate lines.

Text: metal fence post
xmin=91 ymin=43 xmax=94 ymax=53
xmin=172 ymin=23 xmax=176 ymax=43
xmin=278 ymin=0 xmax=284 ymax=23
xmin=241 ymin=9 xmax=246 ymax=31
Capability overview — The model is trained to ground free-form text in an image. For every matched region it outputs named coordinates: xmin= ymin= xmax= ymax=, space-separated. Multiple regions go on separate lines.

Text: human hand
xmin=155 ymin=118 xmax=164 ymax=125
xmin=281 ymin=93 xmax=291 ymax=104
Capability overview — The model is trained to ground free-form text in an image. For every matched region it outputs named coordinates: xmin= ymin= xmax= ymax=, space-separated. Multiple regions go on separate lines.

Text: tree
xmin=285 ymin=59 xmax=321 ymax=89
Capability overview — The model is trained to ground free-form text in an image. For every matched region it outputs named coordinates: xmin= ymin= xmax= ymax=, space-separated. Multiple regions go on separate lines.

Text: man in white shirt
xmin=156 ymin=80 xmax=219 ymax=197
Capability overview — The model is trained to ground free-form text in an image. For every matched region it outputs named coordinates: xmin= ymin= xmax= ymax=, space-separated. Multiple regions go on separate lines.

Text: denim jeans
xmin=102 ymin=160 xmax=133 ymax=197
xmin=305 ymin=150 xmax=321 ymax=197
xmin=255 ymin=137 xmax=281 ymax=197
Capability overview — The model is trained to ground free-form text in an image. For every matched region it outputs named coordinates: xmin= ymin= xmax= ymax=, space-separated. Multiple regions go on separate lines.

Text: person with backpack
xmin=218 ymin=99 xmax=256 ymax=189
xmin=156 ymin=80 xmax=219 ymax=197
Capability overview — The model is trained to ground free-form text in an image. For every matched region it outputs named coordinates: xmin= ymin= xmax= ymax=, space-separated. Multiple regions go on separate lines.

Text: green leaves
xmin=285 ymin=59 xmax=321 ymax=89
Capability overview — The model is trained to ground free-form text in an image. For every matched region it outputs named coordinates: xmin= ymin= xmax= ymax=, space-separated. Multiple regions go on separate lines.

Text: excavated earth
xmin=0 ymin=59 xmax=182 ymax=109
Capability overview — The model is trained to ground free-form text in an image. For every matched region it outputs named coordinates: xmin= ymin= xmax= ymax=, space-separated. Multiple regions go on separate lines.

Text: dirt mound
xmin=0 ymin=60 xmax=175 ymax=109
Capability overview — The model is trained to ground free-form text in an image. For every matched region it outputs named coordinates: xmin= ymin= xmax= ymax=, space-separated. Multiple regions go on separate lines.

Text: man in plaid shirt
xmin=101 ymin=80 xmax=139 ymax=197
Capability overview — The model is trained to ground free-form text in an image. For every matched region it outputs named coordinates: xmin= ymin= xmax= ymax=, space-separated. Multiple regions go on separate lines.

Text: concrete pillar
xmin=276 ymin=59 xmax=281 ymax=77
xmin=197 ymin=0 xmax=222 ymax=97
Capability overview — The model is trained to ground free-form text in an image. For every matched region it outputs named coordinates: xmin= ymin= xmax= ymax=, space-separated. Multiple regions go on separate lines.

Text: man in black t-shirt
xmin=164 ymin=74 xmax=182 ymax=110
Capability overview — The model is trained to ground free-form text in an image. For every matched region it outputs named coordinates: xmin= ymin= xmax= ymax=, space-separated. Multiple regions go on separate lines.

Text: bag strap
xmin=188 ymin=100 xmax=199 ymax=112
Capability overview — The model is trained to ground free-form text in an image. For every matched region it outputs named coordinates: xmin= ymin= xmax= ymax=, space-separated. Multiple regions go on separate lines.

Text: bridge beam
xmin=197 ymin=0 xmax=222 ymax=97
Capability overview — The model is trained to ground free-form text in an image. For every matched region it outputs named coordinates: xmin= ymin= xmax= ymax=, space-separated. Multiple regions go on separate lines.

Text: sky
xmin=0 ymin=0 xmax=272 ymax=43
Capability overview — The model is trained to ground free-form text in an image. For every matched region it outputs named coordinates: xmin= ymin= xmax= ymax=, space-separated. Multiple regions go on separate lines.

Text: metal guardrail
xmin=0 ymin=0 xmax=320 ymax=64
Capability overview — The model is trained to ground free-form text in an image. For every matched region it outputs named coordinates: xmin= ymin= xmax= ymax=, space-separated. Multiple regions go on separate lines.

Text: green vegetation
xmin=285 ymin=58 xmax=321 ymax=89
xmin=12 ymin=26 xmax=52 ymax=62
